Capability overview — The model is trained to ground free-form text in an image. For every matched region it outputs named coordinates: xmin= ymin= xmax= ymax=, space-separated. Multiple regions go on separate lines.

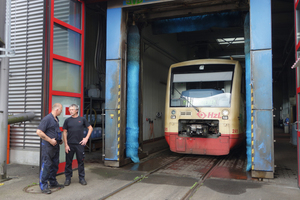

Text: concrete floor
xmin=0 ymin=128 xmax=299 ymax=200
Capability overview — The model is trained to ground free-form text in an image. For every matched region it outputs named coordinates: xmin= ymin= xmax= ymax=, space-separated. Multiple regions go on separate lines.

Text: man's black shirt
xmin=63 ymin=116 xmax=90 ymax=144
xmin=37 ymin=113 xmax=60 ymax=146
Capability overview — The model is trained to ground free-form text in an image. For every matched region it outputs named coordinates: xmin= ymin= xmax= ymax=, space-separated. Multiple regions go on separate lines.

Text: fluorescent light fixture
xmin=216 ymin=37 xmax=244 ymax=45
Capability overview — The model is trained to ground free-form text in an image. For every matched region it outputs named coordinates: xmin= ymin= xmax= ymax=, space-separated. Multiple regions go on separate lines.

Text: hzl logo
xmin=197 ymin=111 xmax=221 ymax=119
xmin=125 ymin=0 xmax=143 ymax=5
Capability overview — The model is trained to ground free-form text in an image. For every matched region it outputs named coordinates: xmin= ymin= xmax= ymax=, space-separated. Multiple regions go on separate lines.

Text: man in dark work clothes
xmin=63 ymin=104 xmax=93 ymax=186
xmin=36 ymin=103 xmax=64 ymax=194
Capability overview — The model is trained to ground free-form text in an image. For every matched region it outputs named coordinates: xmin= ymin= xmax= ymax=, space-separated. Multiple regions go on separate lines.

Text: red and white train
xmin=165 ymin=59 xmax=245 ymax=155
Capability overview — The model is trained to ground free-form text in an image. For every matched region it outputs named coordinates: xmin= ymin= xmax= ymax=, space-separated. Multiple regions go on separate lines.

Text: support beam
xmin=133 ymin=0 xmax=248 ymax=20
xmin=0 ymin=0 xmax=8 ymax=179
xmin=152 ymin=11 xmax=243 ymax=35
xmin=250 ymin=0 xmax=274 ymax=179
xmin=148 ymin=4 xmax=246 ymax=20
xmin=244 ymin=13 xmax=251 ymax=171
xmin=105 ymin=4 xmax=130 ymax=167
xmin=0 ymin=57 xmax=9 ymax=179
xmin=105 ymin=7 xmax=123 ymax=167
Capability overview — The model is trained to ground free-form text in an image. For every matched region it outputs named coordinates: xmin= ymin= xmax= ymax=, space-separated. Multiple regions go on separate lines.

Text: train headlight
xmin=222 ymin=109 xmax=229 ymax=116
xmin=171 ymin=115 xmax=176 ymax=119
xmin=171 ymin=110 xmax=176 ymax=115
xmin=222 ymin=109 xmax=229 ymax=120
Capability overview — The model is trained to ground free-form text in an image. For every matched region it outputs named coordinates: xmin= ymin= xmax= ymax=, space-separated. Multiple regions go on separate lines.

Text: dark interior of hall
xmin=126 ymin=0 xmax=295 ymax=128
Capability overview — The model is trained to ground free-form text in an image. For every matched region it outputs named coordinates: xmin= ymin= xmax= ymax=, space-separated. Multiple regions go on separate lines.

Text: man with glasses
xmin=63 ymin=104 xmax=93 ymax=186
xmin=36 ymin=103 xmax=64 ymax=194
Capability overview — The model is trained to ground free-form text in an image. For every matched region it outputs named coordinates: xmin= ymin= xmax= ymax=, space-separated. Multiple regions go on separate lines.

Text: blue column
xmin=244 ymin=13 xmax=251 ymax=171
xmin=105 ymin=7 xmax=122 ymax=163
xmin=250 ymin=0 xmax=274 ymax=178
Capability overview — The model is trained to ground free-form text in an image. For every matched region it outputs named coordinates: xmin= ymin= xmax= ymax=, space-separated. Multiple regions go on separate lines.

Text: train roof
xmin=170 ymin=59 xmax=240 ymax=69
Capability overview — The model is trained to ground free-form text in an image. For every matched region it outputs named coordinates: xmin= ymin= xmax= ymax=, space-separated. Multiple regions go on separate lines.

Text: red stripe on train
xmin=165 ymin=132 xmax=245 ymax=156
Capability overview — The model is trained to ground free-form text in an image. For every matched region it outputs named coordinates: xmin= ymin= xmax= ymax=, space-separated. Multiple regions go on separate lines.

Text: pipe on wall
xmin=126 ymin=24 xmax=140 ymax=163
xmin=8 ymin=112 xmax=35 ymax=124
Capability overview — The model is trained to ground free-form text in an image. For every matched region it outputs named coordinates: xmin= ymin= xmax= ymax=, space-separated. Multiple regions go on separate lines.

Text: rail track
xmin=180 ymin=155 xmax=227 ymax=200
xmin=99 ymin=149 xmax=231 ymax=200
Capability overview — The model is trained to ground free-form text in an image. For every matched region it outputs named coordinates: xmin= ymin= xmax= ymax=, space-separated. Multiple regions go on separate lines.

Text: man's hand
xmin=79 ymin=138 xmax=88 ymax=146
xmin=49 ymin=138 xmax=57 ymax=146
xmin=65 ymin=145 xmax=71 ymax=154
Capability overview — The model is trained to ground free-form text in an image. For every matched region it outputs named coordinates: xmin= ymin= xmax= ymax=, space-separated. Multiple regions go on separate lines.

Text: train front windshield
xmin=170 ymin=64 xmax=235 ymax=108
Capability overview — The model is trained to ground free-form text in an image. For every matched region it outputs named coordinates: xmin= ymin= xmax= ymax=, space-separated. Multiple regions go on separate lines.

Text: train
xmin=164 ymin=59 xmax=245 ymax=155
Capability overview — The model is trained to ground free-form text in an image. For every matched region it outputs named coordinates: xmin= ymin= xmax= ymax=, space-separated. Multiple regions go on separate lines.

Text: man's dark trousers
xmin=39 ymin=143 xmax=59 ymax=190
xmin=65 ymin=144 xmax=85 ymax=180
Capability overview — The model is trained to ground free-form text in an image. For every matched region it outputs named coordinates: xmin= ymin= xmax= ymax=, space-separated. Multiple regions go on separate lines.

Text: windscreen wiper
xmin=174 ymin=87 xmax=199 ymax=113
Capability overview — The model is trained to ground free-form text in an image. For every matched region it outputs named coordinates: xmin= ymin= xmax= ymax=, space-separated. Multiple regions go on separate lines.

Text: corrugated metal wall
xmin=8 ymin=0 xmax=44 ymax=149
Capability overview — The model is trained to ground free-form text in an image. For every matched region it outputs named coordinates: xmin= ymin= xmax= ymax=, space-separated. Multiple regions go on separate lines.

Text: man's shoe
xmin=64 ymin=179 xmax=71 ymax=186
xmin=79 ymin=179 xmax=87 ymax=185
xmin=42 ymin=188 xmax=51 ymax=194
xmin=49 ymin=183 xmax=64 ymax=189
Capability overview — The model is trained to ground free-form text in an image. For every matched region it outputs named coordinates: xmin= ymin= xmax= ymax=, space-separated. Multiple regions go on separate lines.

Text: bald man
xmin=36 ymin=103 xmax=64 ymax=194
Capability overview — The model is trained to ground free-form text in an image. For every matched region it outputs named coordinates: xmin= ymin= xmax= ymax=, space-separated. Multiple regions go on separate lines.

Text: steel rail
xmin=181 ymin=154 xmax=231 ymax=200
xmin=99 ymin=153 xmax=184 ymax=200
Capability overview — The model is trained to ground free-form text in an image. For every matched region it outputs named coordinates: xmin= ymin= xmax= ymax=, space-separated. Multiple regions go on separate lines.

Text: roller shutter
xmin=8 ymin=0 xmax=44 ymax=149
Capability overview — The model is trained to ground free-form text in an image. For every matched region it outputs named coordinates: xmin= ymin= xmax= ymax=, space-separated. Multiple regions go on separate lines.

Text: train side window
xmin=241 ymin=71 xmax=246 ymax=97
